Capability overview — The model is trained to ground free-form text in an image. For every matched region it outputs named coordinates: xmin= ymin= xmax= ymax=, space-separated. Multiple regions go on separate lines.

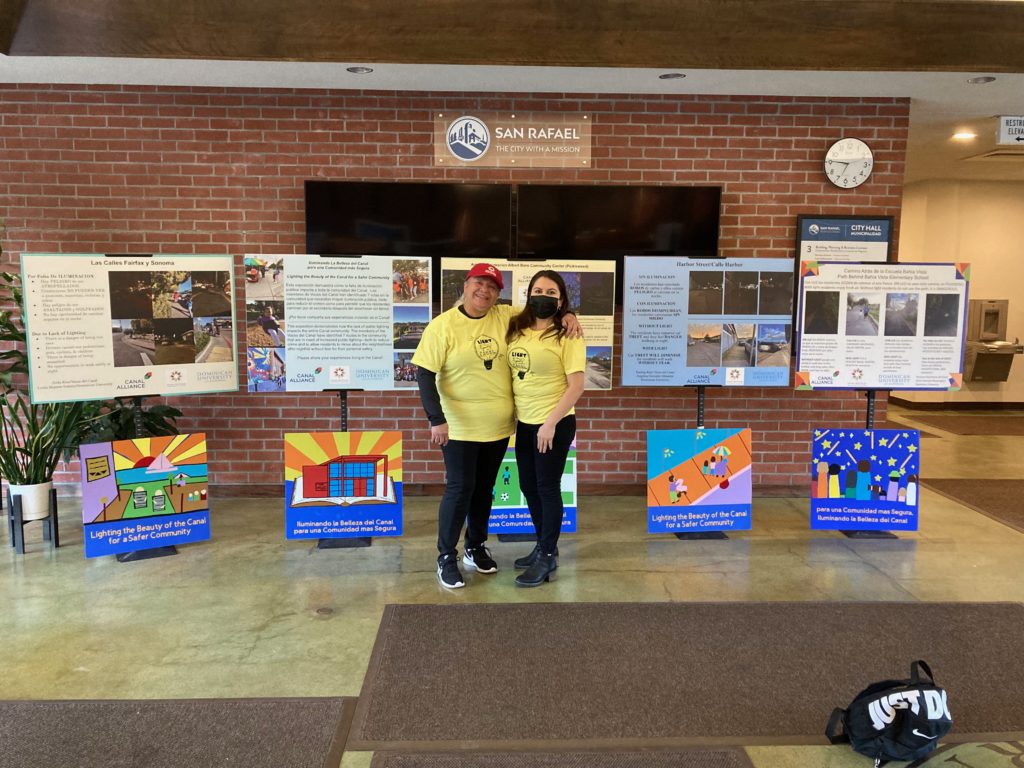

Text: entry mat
xmin=903 ymin=414 xmax=1024 ymax=436
xmin=0 ymin=697 xmax=354 ymax=768
xmin=351 ymin=603 xmax=1024 ymax=750
xmin=923 ymin=479 xmax=1024 ymax=534
xmin=371 ymin=750 xmax=753 ymax=768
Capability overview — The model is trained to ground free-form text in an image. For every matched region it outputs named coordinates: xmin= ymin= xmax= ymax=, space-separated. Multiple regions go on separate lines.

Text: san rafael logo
xmin=447 ymin=116 xmax=490 ymax=161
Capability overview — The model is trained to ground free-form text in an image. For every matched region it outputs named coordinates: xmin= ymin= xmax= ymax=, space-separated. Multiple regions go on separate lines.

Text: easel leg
xmin=12 ymin=495 xmax=25 ymax=555
xmin=49 ymin=487 xmax=59 ymax=548
xmin=842 ymin=390 xmax=897 ymax=540
xmin=115 ymin=395 xmax=178 ymax=562
xmin=317 ymin=390 xmax=372 ymax=550
xmin=676 ymin=385 xmax=728 ymax=541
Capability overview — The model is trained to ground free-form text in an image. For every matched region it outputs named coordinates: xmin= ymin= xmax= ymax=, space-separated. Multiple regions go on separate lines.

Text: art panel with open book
xmin=284 ymin=431 xmax=403 ymax=539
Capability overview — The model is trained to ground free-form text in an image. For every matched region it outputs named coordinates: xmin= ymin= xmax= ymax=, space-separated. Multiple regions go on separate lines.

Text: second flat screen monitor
xmin=516 ymin=184 xmax=721 ymax=259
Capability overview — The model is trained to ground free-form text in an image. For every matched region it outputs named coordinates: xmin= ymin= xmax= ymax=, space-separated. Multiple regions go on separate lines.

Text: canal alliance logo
xmin=446 ymin=116 xmax=490 ymax=161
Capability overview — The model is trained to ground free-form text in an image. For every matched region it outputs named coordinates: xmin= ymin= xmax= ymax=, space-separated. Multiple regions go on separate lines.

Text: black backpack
xmin=826 ymin=660 xmax=952 ymax=767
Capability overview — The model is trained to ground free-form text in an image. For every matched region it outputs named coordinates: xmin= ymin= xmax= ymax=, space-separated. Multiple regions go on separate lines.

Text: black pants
xmin=515 ymin=415 xmax=576 ymax=555
xmin=437 ymin=436 xmax=510 ymax=557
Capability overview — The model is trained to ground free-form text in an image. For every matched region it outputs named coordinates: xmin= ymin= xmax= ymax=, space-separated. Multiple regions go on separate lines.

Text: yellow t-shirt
xmin=412 ymin=304 xmax=516 ymax=442
xmin=507 ymin=327 xmax=586 ymax=425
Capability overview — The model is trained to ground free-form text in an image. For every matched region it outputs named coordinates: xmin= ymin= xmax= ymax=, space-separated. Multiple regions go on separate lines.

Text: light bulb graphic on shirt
xmin=508 ymin=347 xmax=531 ymax=380
xmin=474 ymin=335 xmax=499 ymax=370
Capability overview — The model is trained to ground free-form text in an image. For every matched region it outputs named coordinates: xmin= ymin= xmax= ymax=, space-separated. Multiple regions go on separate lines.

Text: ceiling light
xmin=658 ymin=73 xmax=686 ymax=80
xmin=952 ymin=131 xmax=977 ymax=141
xmin=966 ymin=76 xmax=996 ymax=85
xmin=346 ymin=66 xmax=374 ymax=75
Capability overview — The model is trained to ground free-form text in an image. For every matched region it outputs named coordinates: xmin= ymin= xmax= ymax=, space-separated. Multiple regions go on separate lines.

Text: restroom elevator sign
xmin=997 ymin=116 xmax=1024 ymax=145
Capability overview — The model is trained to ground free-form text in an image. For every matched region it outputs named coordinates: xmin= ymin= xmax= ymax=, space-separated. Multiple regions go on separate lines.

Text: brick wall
xmin=0 ymin=85 xmax=909 ymax=491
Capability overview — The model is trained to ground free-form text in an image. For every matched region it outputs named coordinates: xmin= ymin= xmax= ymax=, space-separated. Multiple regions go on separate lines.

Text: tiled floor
xmin=2 ymin=404 xmax=1021 ymax=767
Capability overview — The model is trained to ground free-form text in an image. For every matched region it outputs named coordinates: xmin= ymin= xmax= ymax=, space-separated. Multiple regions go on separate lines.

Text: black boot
xmin=514 ymin=544 xmax=559 ymax=570
xmin=514 ymin=552 xmax=557 ymax=587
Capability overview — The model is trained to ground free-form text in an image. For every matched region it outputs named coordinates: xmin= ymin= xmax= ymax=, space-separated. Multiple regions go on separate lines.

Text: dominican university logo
xmin=447 ymin=116 xmax=490 ymax=161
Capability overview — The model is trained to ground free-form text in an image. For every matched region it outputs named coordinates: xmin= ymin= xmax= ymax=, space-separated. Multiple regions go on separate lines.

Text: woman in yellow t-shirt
xmin=506 ymin=270 xmax=585 ymax=587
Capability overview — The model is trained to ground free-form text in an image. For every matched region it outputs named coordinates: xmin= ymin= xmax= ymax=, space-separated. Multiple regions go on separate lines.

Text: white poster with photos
xmin=795 ymin=261 xmax=970 ymax=391
xmin=440 ymin=258 xmax=616 ymax=390
xmin=20 ymin=253 xmax=237 ymax=403
xmin=245 ymin=254 xmax=432 ymax=392
xmin=621 ymin=256 xmax=796 ymax=387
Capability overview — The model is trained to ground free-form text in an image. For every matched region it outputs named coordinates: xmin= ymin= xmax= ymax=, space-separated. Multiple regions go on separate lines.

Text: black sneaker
xmin=463 ymin=545 xmax=498 ymax=574
xmin=437 ymin=554 xmax=465 ymax=589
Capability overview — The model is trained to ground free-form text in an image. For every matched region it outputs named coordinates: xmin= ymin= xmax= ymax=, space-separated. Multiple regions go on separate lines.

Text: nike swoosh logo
xmin=912 ymin=729 xmax=937 ymax=740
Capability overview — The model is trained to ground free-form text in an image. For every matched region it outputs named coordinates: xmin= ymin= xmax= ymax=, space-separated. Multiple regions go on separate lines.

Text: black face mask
xmin=528 ymin=295 xmax=559 ymax=319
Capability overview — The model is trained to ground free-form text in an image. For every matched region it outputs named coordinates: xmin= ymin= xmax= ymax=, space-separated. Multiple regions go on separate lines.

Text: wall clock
xmin=824 ymin=138 xmax=873 ymax=189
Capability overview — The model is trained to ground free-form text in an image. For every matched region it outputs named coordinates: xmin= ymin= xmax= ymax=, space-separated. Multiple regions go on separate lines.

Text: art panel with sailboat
xmin=79 ymin=434 xmax=210 ymax=558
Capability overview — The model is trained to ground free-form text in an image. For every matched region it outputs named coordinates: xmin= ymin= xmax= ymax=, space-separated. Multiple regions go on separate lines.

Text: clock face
xmin=824 ymin=138 xmax=873 ymax=189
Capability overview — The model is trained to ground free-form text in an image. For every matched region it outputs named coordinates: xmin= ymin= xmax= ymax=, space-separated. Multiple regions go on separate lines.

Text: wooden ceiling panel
xmin=8 ymin=0 xmax=1024 ymax=72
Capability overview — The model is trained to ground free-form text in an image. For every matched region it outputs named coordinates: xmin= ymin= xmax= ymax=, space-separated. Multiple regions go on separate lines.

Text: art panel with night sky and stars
xmin=810 ymin=428 xmax=921 ymax=531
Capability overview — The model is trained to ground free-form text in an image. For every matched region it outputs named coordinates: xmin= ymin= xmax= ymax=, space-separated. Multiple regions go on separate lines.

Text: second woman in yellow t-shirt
xmin=506 ymin=270 xmax=586 ymax=587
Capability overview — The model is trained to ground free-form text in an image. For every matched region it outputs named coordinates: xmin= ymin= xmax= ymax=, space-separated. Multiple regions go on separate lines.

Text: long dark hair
xmin=507 ymin=269 xmax=571 ymax=343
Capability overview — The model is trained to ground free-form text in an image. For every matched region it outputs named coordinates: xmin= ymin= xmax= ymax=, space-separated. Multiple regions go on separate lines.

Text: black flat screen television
xmin=515 ymin=184 xmax=721 ymax=259
xmin=304 ymin=180 xmax=512 ymax=259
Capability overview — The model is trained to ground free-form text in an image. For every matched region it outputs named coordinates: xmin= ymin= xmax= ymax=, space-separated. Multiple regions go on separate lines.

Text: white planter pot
xmin=9 ymin=480 xmax=53 ymax=522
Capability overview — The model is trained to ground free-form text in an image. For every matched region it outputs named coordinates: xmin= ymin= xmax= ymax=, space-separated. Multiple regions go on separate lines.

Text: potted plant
xmin=0 ymin=269 xmax=88 ymax=520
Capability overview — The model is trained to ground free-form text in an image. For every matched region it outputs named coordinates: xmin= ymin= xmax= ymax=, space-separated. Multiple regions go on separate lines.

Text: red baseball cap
xmin=465 ymin=262 xmax=504 ymax=290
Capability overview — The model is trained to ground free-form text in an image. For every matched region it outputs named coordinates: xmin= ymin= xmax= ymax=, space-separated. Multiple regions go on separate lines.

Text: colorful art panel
xmin=284 ymin=431 xmax=403 ymax=539
xmin=810 ymin=428 xmax=920 ymax=531
xmin=79 ymin=434 xmax=211 ymax=558
xmin=487 ymin=436 xmax=578 ymax=535
xmin=646 ymin=428 xmax=753 ymax=533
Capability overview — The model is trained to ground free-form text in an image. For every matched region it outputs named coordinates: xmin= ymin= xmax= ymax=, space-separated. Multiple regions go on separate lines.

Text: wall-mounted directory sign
xmin=20 ymin=254 xmax=237 ymax=403
xmin=647 ymin=428 xmax=753 ymax=534
xmin=487 ymin=435 xmax=578 ymax=535
xmin=622 ymin=257 xmax=795 ymax=387
xmin=810 ymin=427 xmax=920 ymax=532
xmin=796 ymin=262 xmax=970 ymax=391
xmin=440 ymin=258 xmax=616 ymax=390
xmin=245 ymin=254 xmax=431 ymax=392
xmin=796 ymin=215 xmax=893 ymax=264
xmin=284 ymin=431 xmax=403 ymax=540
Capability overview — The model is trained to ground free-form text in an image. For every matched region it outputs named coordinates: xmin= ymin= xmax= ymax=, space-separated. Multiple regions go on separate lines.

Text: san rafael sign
xmin=433 ymin=112 xmax=591 ymax=168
